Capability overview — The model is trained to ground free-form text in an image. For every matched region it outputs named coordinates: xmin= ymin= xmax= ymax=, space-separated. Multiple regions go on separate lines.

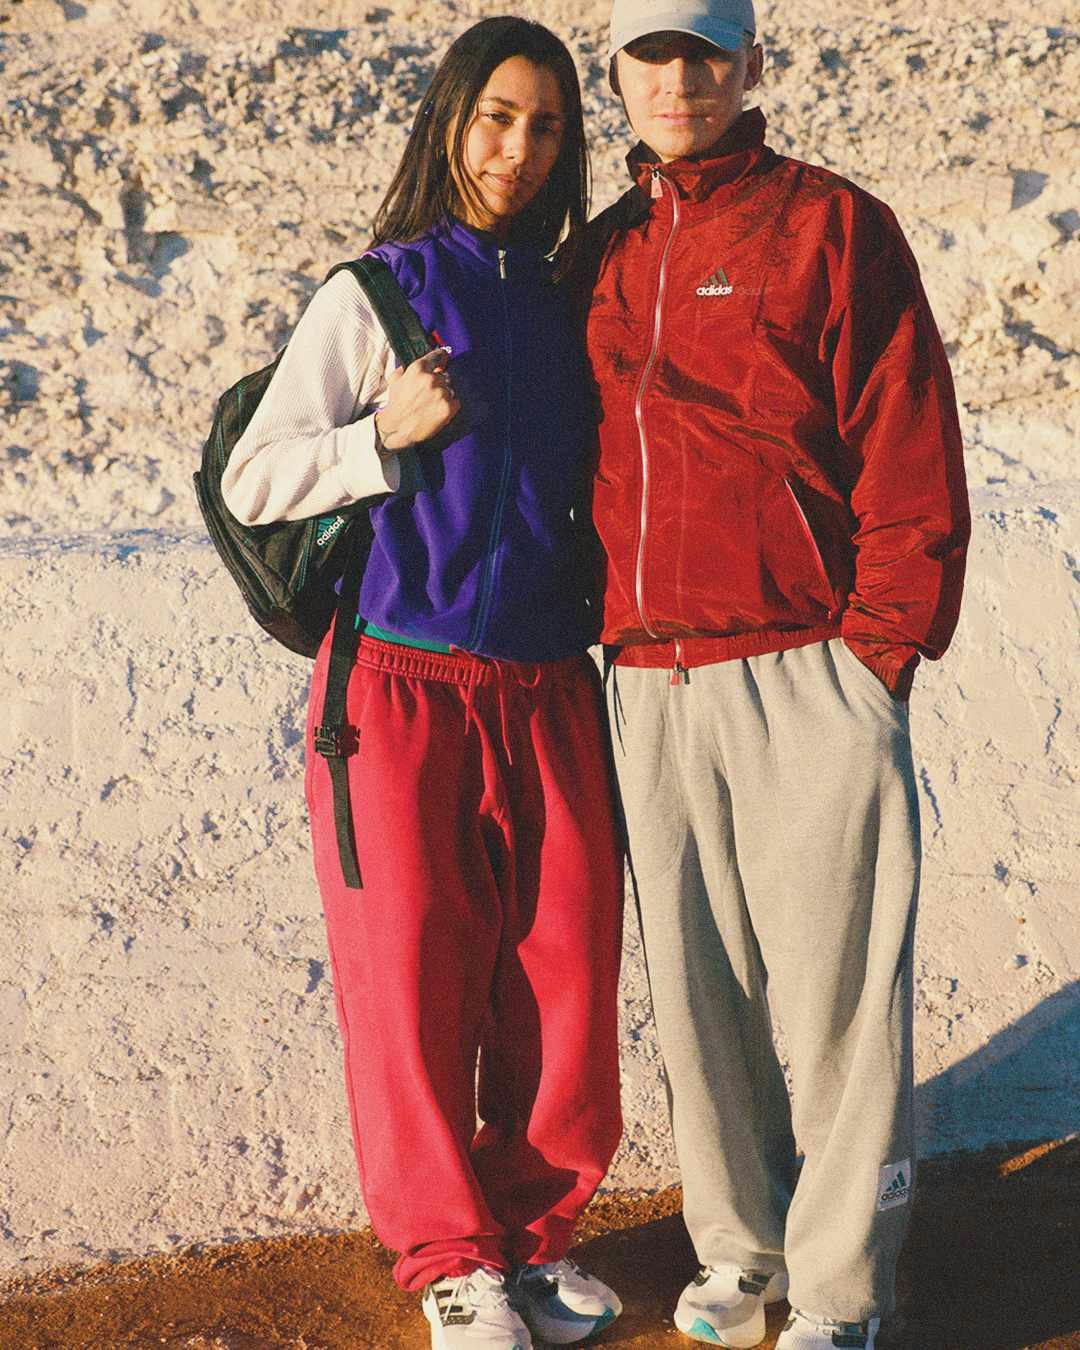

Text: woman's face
xmin=453 ymin=55 xmax=566 ymax=234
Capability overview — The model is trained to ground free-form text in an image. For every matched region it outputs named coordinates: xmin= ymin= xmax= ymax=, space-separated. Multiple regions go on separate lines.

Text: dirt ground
xmin=3 ymin=1139 xmax=1078 ymax=1350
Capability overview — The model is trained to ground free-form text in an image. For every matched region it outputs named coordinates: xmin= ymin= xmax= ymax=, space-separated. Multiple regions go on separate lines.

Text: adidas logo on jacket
xmin=697 ymin=267 xmax=733 ymax=296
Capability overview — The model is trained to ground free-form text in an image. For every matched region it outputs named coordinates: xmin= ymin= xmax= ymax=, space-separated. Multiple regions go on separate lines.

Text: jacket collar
xmin=626 ymin=107 xmax=769 ymax=203
xmin=433 ymin=215 xmax=546 ymax=277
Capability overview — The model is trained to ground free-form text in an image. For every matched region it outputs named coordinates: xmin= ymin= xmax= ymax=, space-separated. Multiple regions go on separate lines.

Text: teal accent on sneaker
xmin=689 ymin=1318 xmax=726 ymax=1344
xmin=584 ymin=1307 xmax=617 ymax=1339
xmin=534 ymin=1295 xmax=602 ymax=1327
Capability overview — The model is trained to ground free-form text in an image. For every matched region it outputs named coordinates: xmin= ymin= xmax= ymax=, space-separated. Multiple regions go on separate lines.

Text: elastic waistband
xmin=353 ymin=634 xmax=588 ymax=687
xmin=612 ymin=623 xmax=842 ymax=669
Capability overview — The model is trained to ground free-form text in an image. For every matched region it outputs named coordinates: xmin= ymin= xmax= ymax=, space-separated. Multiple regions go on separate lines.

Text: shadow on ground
xmin=2 ymin=1140 xmax=1078 ymax=1349
xmin=917 ymin=982 xmax=1080 ymax=1152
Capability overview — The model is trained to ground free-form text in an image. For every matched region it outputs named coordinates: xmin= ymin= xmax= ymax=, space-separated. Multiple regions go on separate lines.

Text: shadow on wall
xmin=917 ymin=980 xmax=1080 ymax=1154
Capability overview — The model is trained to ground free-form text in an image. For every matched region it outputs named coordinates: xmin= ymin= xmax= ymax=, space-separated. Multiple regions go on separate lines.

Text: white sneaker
xmin=507 ymin=1258 xmax=622 ymax=1344
xmin=422 ymin=1266 xmax=533 ymax=1349
xmin=775 ymin=1309 xmax=880 ymax=1349
xmin=674 ymin=1263 xmax=789 ymax=1347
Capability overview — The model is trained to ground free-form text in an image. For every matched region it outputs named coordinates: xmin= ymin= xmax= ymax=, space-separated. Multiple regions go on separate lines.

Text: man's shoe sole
xmin=674 ymin=1304 xmax=766 ymax=1348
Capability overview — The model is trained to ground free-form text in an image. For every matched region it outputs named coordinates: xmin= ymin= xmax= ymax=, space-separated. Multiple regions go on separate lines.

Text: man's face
xmin=615 ymin=30 xmax=762 ymax=162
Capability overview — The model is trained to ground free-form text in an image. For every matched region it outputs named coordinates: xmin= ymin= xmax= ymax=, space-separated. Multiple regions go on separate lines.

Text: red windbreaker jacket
xmin=583 ymin=109 xmax=970 ymax=697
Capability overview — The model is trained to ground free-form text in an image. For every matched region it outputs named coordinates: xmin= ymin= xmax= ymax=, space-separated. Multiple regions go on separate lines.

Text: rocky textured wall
xmin=1 ymin=0 xmax=1077 ymax=1277
xmin=2 ymin=1 xmax=1077 ymax=530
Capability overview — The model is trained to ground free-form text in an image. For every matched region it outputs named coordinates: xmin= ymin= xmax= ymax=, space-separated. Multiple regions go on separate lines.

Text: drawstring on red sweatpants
xmin=459 ymin=653 xmax=542 ymax=767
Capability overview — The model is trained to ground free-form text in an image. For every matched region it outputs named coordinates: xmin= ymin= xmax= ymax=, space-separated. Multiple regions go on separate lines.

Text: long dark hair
xmin=370 ymin=18 xmax=589 ymax=274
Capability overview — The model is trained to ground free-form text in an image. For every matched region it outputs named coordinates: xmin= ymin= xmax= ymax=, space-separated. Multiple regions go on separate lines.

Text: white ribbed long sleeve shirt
xmin=221 ymin=270 xmax=402 ymax=526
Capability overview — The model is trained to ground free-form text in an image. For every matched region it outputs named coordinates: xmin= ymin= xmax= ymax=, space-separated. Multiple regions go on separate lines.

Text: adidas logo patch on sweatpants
xmin=876 ymin=1159 xmax=911 ymax=1211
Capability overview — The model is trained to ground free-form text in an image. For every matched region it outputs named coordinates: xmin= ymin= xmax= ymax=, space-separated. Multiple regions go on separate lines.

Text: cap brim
xmin=609 ymin=15 xmax=748 ymax=58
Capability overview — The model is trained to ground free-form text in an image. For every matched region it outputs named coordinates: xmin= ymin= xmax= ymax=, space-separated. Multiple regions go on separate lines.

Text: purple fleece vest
xmin=359 ymin=219 xmax=595 ymax=662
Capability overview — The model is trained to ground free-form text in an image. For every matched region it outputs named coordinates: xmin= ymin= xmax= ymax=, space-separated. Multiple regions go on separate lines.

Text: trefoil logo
xmin=697 ymin=266 xmax=733 ymax=297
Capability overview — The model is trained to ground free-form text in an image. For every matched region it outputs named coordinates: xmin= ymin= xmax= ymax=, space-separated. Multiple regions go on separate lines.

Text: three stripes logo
xmin=428 ymin=1282 xmax=476 ymax=1327
xmin=876 ymin=1159 xmax=911 ymax=1212
xmin=696 ymin=265 xmax=733 ymax=297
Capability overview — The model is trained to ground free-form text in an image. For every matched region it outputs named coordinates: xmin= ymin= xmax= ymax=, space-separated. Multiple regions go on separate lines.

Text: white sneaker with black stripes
xmin=674 ymin=1262 xmax=789 ymax=1347
xmin=421 ymin=1266 xmax=533 ymax=1350
xmin=507 ymin=1258 xmax=622 ymax=1343
xmin=775 ymin=1309 xmax=880 ymax=1349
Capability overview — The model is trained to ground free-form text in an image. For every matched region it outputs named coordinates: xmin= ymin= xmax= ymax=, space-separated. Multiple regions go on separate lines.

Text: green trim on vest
xmin=357 ymin=617 xmax=453 ymax=654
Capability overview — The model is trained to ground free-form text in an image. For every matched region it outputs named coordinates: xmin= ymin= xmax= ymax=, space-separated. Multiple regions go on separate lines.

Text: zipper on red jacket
xmin=634 ymin=168 xmax=681 ymax=641
xmin=670 ymin=638 xmax=690 ymax=686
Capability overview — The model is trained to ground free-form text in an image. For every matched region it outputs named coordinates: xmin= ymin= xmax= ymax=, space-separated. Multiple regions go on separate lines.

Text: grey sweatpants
xmin=608 ymin=638 xmax=920 ymax=1321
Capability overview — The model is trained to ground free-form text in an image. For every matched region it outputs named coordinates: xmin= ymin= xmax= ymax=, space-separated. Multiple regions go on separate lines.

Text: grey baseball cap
xmin=609 ymin=0 xmax=756 ymax=58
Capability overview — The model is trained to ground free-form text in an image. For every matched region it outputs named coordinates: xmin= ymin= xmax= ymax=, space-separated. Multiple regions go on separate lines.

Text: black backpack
xmin=193 ymin=254 xmax=436 ymax=890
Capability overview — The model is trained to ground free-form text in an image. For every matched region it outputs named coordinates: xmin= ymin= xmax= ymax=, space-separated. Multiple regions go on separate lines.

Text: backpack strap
xmin=335 ymin=254 xmax=434 ymax=363
xmin=331 ymin=254 xmax=436 ymax=493
xmin=313 ymin=533 xmax=365 ymax=888
xmin=313 ymin=254 xmax=437 ymax=891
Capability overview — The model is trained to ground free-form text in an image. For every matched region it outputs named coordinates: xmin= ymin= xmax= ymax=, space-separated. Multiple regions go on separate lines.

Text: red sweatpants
xmin=305 ymin=634 xmax=625 ymax=1291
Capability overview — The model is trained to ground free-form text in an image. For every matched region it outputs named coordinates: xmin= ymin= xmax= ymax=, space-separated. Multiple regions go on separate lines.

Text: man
xmin=578 ymin=1 xmax=970 ymax=1347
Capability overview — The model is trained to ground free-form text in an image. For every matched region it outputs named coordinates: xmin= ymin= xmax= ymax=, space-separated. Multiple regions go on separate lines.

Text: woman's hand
xmin=374 ymin=347 xmax=460 ymax=454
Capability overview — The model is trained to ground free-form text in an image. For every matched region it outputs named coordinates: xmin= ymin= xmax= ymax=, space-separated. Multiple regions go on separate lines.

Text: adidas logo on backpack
xmin=316 ymin=514 xmax=348 ymax=548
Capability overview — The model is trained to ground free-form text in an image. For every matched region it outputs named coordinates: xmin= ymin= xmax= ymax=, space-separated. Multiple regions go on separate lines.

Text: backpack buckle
xmin=313 ymin=725 xmax=343 ymax=758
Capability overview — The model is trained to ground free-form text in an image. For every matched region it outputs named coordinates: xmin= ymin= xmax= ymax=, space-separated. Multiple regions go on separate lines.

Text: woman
xmin=221 ymin=19 xmax=624 ymax=1350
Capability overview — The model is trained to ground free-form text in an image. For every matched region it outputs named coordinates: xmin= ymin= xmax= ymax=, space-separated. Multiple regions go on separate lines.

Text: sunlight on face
xmin=616 ymin=31 xmax=761 ymax=162
xmin=452 ymin=55 xmax=566 ymax=235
